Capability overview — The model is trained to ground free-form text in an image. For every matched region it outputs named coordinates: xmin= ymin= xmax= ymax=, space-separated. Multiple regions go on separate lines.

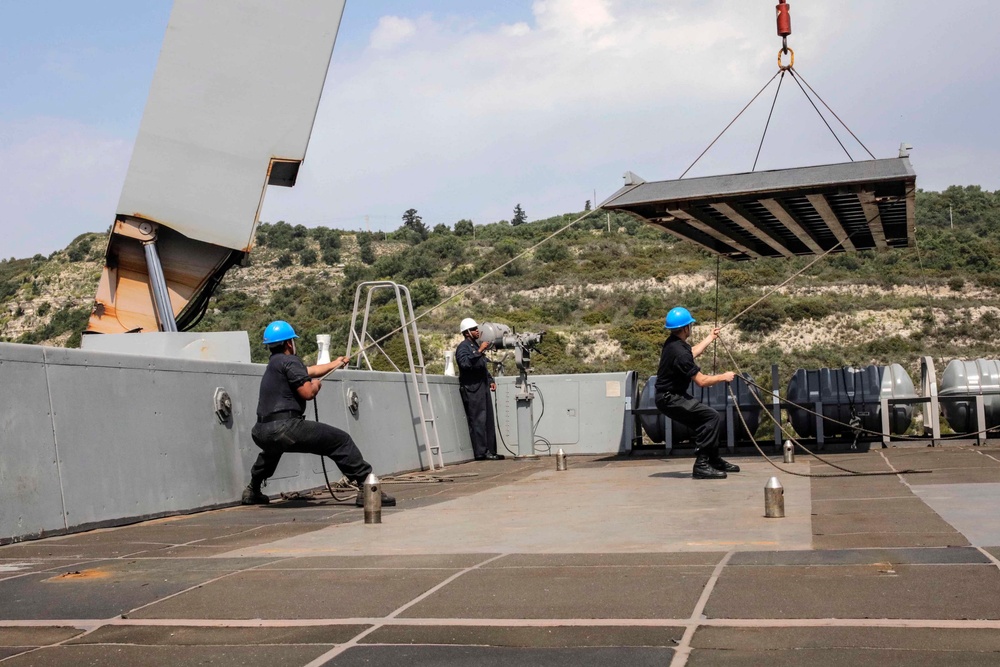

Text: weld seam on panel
xmin=41 ymin=347 xmax=70 ymax=531
xmin=669 ymin=549 xmax=735 ymax=667
xmin=301 ymin=553 xmax=509 ymax=666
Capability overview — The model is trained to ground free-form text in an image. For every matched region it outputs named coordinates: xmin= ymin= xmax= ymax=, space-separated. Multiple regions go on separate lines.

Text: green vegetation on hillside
xmin=3 ymin=186 xmax=1000 ymax=388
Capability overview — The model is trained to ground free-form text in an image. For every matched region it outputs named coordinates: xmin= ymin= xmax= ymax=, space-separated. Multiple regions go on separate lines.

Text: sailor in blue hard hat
xmin=241 ymin=320 xmax=396 ymax=508
xmin=654 ymin=308 xmax=740 ymax=479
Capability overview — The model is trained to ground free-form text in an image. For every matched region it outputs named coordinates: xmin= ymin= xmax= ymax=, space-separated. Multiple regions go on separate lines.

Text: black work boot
xmin=354 ymin=490 xmax=397 ymax=507
xmin=710 ymin=457 xmax=741 ymax=473
xmin=241 ymin=484 xmax=270 ymax=505
xmin=692 ymin=453 xmax=727 ymax=480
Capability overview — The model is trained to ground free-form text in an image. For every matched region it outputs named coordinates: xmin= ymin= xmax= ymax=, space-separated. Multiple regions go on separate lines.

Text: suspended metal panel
xmin=601 ymin=158 xmax=917 ymax=261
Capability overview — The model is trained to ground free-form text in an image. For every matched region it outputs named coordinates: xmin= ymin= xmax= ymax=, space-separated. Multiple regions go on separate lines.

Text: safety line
xmin=721 ymin=185 xmax=917 ymax=329
xmin=721 ymin=235 xmax=850 ymax=328
xmin=910 ymin=218 xmax=939 ymax=330
xmin=712 ymin=254 xmax=721 ymax=374
xmin=321 ymin=208 xmax=601 ymax=380
xmin=718 ymin=337 xmax=931 ymax=478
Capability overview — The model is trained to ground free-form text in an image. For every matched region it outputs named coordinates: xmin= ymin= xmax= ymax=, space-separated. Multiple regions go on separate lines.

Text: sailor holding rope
xmin=654 ymin=307 xmax=741 ymax=480
xmin=241 ymin=320 xmax=396 ymax=507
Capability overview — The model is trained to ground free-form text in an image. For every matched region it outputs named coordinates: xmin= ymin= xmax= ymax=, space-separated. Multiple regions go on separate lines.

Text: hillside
xmin=3 ymin=186 xmax=1000 ymax=385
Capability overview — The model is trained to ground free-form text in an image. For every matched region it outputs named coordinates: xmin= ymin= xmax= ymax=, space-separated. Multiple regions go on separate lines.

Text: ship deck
xmin=4 ymin=446 xmax=1000 ymax=666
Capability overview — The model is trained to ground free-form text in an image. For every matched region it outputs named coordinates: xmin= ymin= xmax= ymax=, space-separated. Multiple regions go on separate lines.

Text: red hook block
xmin=776 ymin=1 xmax=792 ymax=38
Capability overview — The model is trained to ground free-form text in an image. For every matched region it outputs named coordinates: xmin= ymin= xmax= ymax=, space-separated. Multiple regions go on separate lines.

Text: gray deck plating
xmin=4 ymin=448 xmax=1000 ymax=667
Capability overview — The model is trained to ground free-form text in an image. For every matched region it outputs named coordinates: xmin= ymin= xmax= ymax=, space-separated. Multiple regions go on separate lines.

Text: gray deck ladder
xmin=346 ymin=281 xmax=445 ymax=471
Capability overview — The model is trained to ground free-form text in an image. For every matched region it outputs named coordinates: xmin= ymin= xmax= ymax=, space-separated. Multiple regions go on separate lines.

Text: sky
xmin=2 ymin=0 xmax=1000 ymax=259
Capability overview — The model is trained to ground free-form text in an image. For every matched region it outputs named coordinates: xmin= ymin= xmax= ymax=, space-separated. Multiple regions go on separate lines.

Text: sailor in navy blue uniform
xmin=654 ymin=307 xmax=740 ymax=479
xmin=242 ymin=320 xmax=396 ymax=507
xmin=455 ymin=317 xmax=503 ymax=460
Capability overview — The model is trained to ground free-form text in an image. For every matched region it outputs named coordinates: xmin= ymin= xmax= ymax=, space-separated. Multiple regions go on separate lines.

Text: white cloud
xmin=532 ymin=0 xmax=615 ymax=34
xmin=500 ymin=22 xmax=531 ymax=38
xmin=260 ymin=0 xmax=999 ymax=236
xmin=263 ymin=0 xmax=862 ymax=229
xmin=0 ymin=118 xmax=130 ymax=258
xmin=369 ymin=16 xmax=417 ymax=51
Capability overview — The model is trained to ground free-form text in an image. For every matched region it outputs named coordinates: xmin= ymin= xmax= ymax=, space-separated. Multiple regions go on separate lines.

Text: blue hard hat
xmin=665 ymin=307 xmax=696 ymax=330
xmin=262 ymin=320 xmax=298 ymax=345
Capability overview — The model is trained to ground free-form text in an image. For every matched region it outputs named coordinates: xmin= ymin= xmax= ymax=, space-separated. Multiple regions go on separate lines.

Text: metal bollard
xmin=764 ymin=477 xmax=785 ymax=518
xmin=783 ymin=439 xmax=795 ymax=464
xmin=363 ymin=473 xmax=381 ymax=524
xmin=556 ymin=448 xmax=567 ymax=471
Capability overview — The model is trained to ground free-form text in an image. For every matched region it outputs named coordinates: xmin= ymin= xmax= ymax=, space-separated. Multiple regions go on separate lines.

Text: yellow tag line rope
xmin=320 ymin=208 xmax=602 ymax=381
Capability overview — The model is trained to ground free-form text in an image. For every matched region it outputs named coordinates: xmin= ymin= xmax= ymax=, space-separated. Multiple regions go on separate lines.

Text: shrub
xmin=737 ymin=301 xmax=784 ymax=334
xmin=17 ymin=305 xmax=91 ymax=346
xmin=535 ymin=242 xmax=570 ymax=263
xmin=446 ymin=266 xmax=477 ymax=285
xmin=632 ymin=295 xmax=658 ymax=318
xmin=409 ymin=279 xmax=440 ymax=308
xmin=582 ymin=310 xmax=611 ymax=326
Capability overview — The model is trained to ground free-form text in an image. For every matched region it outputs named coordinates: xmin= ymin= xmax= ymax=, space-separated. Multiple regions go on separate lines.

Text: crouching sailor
xmin=242 ymin=320 xmax=396 ymax=507
xmin=654 ymin=307 xmax=740 ymax=479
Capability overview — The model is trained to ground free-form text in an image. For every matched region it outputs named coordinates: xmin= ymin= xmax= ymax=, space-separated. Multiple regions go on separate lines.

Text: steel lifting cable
xmin=678 ymin=70 xmax=782 ymax=180
xmin=752 ymin=70 xmax=786 ymax=172
xmin=789 ymin=67 xmax=876 ymax=161
xmin=785 ymin=67 xmax=855 ymax=162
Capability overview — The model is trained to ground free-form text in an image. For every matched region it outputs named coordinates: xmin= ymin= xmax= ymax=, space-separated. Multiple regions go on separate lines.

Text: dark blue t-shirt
xmin=654 ymin=334 xmax=700 ymax=397
xmin=256 ymin=353 xmax=311 ymax=419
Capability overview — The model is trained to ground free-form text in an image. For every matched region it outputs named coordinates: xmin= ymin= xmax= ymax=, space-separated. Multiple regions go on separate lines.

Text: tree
xmin=454 ymin=219 xmax=474 ymax=236
xmin=584 ymin=200 xmax=592 ymax=212
xmin=321 ymin=248 xmax=340 ymax=265
xmin=512 ymin=204 xmax=527 ymax=226
xmin=358 ymin=235 xmax=376 ymax=265
xmin=402 ymin=208 xmax=428 ymax=240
